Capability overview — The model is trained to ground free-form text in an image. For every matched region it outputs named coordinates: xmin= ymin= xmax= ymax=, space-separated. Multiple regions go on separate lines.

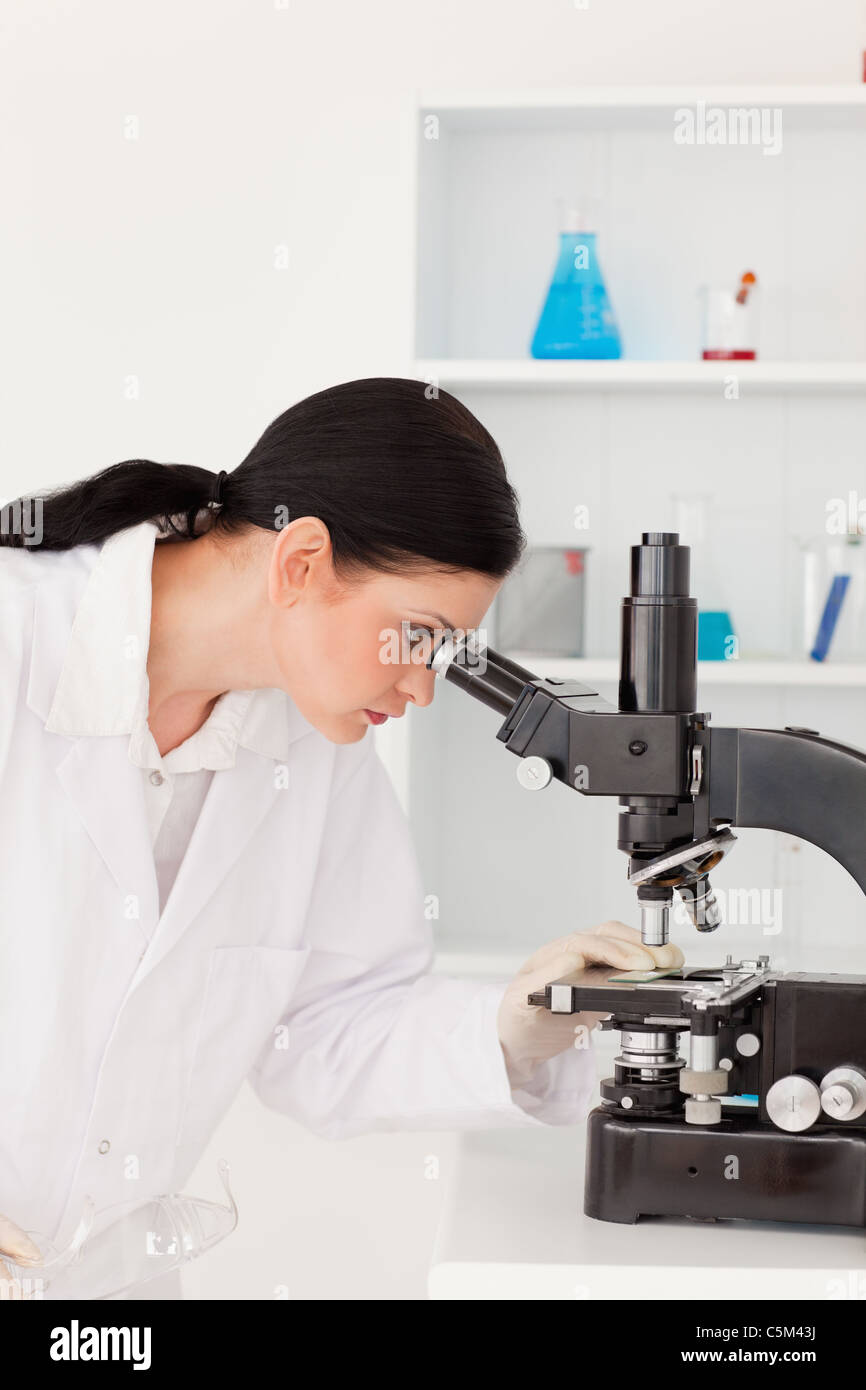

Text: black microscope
xmin=427 ymin=532 xmax=866 ymax=1229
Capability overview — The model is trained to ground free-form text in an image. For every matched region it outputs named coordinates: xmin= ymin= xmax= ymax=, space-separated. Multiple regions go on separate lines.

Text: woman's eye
xmin=405 ymin=624 xmax=431 ymax=644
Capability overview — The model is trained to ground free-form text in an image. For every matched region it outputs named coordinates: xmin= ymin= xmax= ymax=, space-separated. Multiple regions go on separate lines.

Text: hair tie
xmin=209 ymin=470 xmax=228 ymax=510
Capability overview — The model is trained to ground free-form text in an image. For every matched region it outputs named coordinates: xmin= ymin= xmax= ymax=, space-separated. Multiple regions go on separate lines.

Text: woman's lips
xmin=362 ymin=709 xmax=388 ymax=725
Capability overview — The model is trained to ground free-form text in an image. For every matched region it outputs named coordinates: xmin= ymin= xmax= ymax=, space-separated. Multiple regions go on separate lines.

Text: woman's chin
xmin=315 ymin=711 xmax=370 ymax=745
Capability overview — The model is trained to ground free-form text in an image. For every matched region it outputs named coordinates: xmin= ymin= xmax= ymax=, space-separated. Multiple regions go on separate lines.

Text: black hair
xmin=0 ymin=377 xmax=526 ymax=580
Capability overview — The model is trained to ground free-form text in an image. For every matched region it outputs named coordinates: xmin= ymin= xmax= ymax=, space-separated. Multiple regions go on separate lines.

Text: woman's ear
xmin=267 ymin=516 xmax=334 ymax=610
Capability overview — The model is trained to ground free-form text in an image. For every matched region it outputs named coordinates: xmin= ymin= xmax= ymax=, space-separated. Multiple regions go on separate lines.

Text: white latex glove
xmin=0 ymin=1214 xmax=42 ymax=1300
xmin=497 ymin=920 xmax=685 ymax=1089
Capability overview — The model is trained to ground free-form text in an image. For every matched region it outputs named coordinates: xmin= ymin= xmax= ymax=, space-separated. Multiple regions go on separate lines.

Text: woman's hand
xmin=497 ymin=920 xmax=685 ymax=1090
xmin=0 ymin=1214 xmax=42 ymax=1300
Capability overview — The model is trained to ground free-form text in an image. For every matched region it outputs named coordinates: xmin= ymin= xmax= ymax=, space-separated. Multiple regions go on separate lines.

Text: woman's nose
xmin=397 ymin=662 xmax=436 ymax=709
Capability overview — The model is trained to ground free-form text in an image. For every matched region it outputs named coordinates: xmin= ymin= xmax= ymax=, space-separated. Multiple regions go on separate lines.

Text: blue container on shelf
xmin=531 ymin=204 xmax=622 ymax=360
xmin=698 ymin=610 xmax=737 ymax=661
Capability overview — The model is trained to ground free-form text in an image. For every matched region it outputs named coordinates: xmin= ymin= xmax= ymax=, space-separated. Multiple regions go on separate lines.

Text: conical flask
xmin=530 ymin=201 xmax=622 ymax=360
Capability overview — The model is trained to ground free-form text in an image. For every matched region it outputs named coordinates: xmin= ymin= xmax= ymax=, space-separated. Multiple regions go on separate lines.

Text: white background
xmin=3 ymin=0 xmax=866 ymax=1300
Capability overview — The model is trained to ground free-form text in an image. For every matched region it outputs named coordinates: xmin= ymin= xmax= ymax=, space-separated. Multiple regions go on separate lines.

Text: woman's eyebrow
xmin=413 ymin=610 xmax=455 ymax=630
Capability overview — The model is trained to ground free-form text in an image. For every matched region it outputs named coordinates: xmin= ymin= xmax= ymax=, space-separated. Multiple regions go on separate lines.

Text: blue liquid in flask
xmin=531 ymin=230 xmax=622 ymax=360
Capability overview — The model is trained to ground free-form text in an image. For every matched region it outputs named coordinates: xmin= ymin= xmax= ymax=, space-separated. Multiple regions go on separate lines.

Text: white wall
xmin=3 ymin=0 xmax=866 ymax=1300
xmin=2 ymin=0 xmax=865 ymax=504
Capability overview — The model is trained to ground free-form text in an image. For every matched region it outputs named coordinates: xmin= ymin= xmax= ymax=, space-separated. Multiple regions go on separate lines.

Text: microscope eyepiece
xmin=630 ymin=531 xmax=691 ymax=601
xmin=426 ymin=632 xmax=535 ymax=717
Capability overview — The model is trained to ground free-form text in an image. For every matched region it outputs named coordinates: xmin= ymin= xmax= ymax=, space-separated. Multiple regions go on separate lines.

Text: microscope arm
xmin=494 ymin=687 xmax=866 ymax=898
xmin=708 ymin=726 xmax=866 ymax=897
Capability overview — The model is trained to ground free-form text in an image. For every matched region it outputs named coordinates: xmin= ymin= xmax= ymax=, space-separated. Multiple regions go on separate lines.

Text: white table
xmin=429 ymin=1029 xmax=866 ymax=1300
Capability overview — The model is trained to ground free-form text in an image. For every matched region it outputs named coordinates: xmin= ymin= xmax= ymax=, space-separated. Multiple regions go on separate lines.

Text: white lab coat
xmin=0 ymin=522 xmax=596 ymax=1268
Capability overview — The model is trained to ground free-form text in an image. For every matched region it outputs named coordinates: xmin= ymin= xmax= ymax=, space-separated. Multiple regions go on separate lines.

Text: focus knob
xmin=516 ymin=756 xmax=552 ymax=791
xmin=820 ymin=1066 xmax=866 ymax=1121
xmin=766 ymin=1075 xmax=821 ymax=1132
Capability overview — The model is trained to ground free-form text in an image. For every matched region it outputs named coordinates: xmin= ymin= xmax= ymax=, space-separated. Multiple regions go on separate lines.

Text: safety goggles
xmin=1 ymin=1158 xmax=238 ymax=1300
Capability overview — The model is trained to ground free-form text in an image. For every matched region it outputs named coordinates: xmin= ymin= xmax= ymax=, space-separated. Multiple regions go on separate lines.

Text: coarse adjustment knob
xmin=766 ymin=1074 xmax=822 ymax=1132
xmin=820 ymin=1066 xmax=866 ymax=1121
xmin=680 ymin=1068 xmax=728 ymax=1096
xmin=685 ymin=1097 xmax=722 ymax=1126
xmin=516 ymin=756 xmax=552 ymax=791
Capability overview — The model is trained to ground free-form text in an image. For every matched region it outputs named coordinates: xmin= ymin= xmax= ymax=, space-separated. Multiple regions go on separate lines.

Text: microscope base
xmin=585 ymin=1105 xmax=866 ymax=1228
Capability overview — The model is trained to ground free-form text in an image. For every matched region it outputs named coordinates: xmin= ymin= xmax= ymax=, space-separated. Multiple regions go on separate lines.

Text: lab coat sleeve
xmin=247 ymin=734 xmax=598 ymax=1138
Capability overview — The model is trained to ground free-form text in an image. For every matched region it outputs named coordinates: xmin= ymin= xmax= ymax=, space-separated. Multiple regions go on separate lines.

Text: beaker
xmin=670 ymin=493 xmax=738 ymax=661
xmin=699 ymin=284 xmax=759 ymax=360
xmin=797 ymin=532 xmax=866 ymax=662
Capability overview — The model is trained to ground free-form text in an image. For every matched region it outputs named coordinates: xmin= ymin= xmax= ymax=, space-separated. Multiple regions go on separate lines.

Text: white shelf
xmin=505 ymin=653 xmax=866 ymax=688
xmin=414 ymin=359 xmax=866 ymax=392
xmin=420 ymin=84 xmax=866 ymax=131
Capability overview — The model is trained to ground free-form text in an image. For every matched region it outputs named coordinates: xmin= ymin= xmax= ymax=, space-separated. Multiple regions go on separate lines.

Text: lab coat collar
xmin=34 ymin=520 xmax=314 ymax=760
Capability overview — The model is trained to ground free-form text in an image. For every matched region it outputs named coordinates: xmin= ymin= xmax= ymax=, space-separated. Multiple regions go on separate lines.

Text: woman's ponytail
xmin=0 ymin=460 xmax=227 ymax=550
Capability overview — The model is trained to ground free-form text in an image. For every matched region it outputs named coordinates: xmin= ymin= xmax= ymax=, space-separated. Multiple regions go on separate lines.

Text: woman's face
xmin=265 ymin=519 xmax=502 ymax=744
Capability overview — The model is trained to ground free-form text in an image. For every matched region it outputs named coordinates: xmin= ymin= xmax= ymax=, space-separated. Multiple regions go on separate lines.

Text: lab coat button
xmin=149 ymin=770 xmax=165 ymax=786
xmin=98 ymin=1139 xmax=111 ymax=1154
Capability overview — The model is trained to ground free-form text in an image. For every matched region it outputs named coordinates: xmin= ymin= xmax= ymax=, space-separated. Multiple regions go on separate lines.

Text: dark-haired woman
xmin=0 ymin=378 xmax=680 ymax=1296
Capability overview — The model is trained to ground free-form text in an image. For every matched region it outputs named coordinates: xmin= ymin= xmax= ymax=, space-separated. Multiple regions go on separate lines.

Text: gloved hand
xmin=0 ymin=1214 xmax=42 ymax=1300
xmin=497 ymin=920 xmax=685 ymax=1089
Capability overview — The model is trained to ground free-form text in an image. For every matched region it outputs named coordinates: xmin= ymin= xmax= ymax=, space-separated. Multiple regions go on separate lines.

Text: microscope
xmin=428 ymin=532 xmax=866 ymax=1229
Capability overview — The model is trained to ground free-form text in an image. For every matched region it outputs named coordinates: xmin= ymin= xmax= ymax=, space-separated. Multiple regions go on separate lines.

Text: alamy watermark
xmin=826 ymin=491 xmax=866 ymax=536
xmin=379 ymin=621 xmax=489 ymax=673
xmin=673 ymin=886 xmax=783 ymax=934
xmin=674 ymin=101 xmax=783 ymax=157
xmin=0 ymin=496 xmax=43 ymax=546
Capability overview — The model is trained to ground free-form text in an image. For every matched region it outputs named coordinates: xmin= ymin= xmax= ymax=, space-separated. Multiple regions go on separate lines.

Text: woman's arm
xmin=247 ymin=734 xmax=600 ymax=1139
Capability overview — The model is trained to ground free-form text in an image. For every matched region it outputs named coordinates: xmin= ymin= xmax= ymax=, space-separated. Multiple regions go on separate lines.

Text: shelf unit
xmin=401 ymin=83 xmax=866 ymax=970
xmin=414 ymin=83 xmax=866 ymax=364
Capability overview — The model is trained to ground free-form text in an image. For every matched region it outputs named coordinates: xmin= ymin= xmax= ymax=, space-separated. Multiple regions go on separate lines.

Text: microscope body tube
xmin=619 ymin=532 xmax=697 ymax=716
xmin=618 ymin=533 xmax=698 ymax=948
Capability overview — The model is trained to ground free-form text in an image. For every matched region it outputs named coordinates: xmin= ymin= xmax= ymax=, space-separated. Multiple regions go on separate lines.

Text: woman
xmin=0 ymin=377 xmax=681 ymax=1295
